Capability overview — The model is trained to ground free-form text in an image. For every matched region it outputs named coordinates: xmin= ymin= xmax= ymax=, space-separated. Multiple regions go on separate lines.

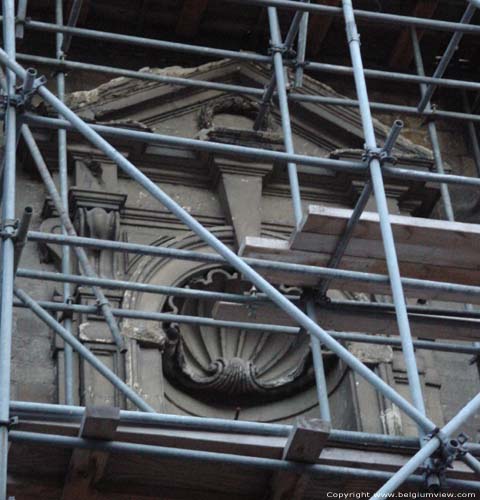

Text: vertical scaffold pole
xmin=294 ymin=0 xmax=309 ymax=88
xmin=305 ymin=300 xmax=331 ymax=422
xmin=267 ymin=7 xmax=331 ymax=421
xmin=0 ymin=1 xmax=16 ymax=498
xmin=56 ymin=0 xmax=74 ymax=406
xmin=411 ymin=27 xmax=455 ymax=222
xmin=267 ymin=6 xmax=303 ymax=227
xmin=341 ymin=0 xmax=427 ymax=424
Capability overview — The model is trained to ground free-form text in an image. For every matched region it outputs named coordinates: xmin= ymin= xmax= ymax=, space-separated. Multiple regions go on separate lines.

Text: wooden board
xmin=293 ymin=205 xmax=480 ymax=267
xmin=240 ymin=236 xmax=480 ymax=303
xmin=240 ymin=204 xmax=480 ymax=303
xmin=8 ymin=418 xmax=477 ymax=499
xmin=212 ymin=301 xmax=480 ymax=342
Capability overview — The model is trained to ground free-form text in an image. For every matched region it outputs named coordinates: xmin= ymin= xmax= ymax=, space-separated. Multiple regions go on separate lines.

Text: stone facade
xmin=13 ymin=59 xmax=480 ymax=439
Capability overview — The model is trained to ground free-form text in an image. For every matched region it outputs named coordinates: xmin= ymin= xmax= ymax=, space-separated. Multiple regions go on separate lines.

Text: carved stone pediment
xmin=25 ymin=59 xmax=440 ymax=218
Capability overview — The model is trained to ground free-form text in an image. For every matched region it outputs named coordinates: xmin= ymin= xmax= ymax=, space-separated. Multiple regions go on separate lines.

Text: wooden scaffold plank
xmin=61 ymin=406 xmax=120 ymax=500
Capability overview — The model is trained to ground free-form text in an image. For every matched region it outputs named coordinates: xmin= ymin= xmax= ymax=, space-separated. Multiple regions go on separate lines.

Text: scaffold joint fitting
xmin=1 ymin=218 xmax=19 ymax=238
xmin=362 ymin=146 xmax=397 ymax=166
xmin=423 ymin=430 xmax=469 ymax=490
xmin=269 ymin=43 xmax=289 ymax=55
xmin=0 ymin=416 xmax=18 ymax=429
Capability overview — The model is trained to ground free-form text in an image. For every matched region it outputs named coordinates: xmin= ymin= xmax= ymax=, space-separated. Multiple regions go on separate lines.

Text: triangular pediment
xmin=64 ymin=58 xmax=432 ymax=161
xmin=26 ymin=59 xmax=440 ymax=227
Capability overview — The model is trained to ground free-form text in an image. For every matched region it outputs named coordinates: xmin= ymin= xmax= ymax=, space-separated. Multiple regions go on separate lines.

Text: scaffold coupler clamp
xmin=4 ymin=67 xmax=47 ymax=113
xmin=422 ymin=428 xmax=468 ymax=491
xmin=245 ymin=285 xmax=259 ymax=318
xmin=58 ymin=296 xmax=75 ymax=322
xmin=95 ymin=297 xmax=111 ymax=315
xmin=345 ymin=20 xmax=361 ymax=45
xmin=268 ymin=42 xmax=289 ymax=56
xmin=0 ymin=416 xmax=18 ymax=430
xmin=362 ymin=146 xmax=397 ymax=167
xmin=1 ymin=218 xmax=19 ymax=239
xmin=422 ymin=103 xmax=437 ymax=126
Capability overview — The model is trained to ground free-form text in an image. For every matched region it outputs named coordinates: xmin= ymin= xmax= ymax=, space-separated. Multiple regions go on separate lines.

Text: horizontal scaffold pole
xmin=11 ymin=292 xmax=480 ymax=355
xmin=17 ymin=230 xmax=480 ymax=305
xmin=23 ymin=114 xmax=480 ymax=187
xmin=221 ymin=0 xmax=480 ymax=35
xmin=18 ymin=45 xmax=480 ymax=95
xmin=6 ymin=430 xmax=480 ymax=491
xmin=8 ymin=400 xmax=480 ymax=454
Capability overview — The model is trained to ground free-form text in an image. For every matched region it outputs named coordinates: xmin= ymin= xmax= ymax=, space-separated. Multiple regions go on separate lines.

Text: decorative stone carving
xmin=161 ymin=268 xmax=331 ymax=405
xmin=122 ymin=227 xmax=348 ymax=421
xmin=212 ymin=157 xmax=274 ymax=249
xmin=75 ymin=206 xmax=120 ymax=279
xmin=198 ymin=95 xmax=272 ymax=131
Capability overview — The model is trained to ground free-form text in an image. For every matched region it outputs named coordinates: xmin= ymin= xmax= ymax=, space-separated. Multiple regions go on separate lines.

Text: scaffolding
xmin=2 ymin=0 xmax=480 ymax=497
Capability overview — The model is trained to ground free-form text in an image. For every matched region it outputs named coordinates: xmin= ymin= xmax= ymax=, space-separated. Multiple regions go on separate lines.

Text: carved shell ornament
xmin=161 ymin=267 xmax=337 ymax=406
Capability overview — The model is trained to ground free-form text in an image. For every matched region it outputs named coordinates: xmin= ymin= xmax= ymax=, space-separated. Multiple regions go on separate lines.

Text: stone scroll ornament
xmin=161 ymin=268 xmax=337 ymax=405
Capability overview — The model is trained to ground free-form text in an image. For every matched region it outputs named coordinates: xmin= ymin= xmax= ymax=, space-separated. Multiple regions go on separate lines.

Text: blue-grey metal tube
xmin=0 ymin=50 xmax=438 ymax=434
xmin=24 ymin=113 xmax=366 ymax=173
xmin=382 ymin=120 xmax=403 ymax=155
xmin=14 ymin=287 xmax=154 ymax=413
xmin=19 ymin=19 xmax=272 ymax=64
xmin=462 ymin=452 xmax=480 ymax=476
xmin=7 ymin=430 xmax=480 ymax=490
xmin=268 ymin=7 xmax=303 ymax=226
xmin=11 ymin=295 xmax=480 ymax=355
xmin=306 ymin=300 xmax=331 ymax=422
xmin=342 ymin=0 xmax=426 ymax=426
xmin=60 ymin=0 xmax=83 ymax=54
xmin=24 ymin=113 xmax=480 ymax=187
xmin=56 ymin=0 xmax=74 ymax=406
xmin=462 ymin=91 xmax=480 ymax=177
xmin=294 ymin=0 xmax=309 ymax=87
xmin=20 ymin=230 xmax=480 ymax=304
xmin=15 ymin=3 xmax=480 ymax=40
xmin=14 ymin=0 xmax=28 ymax=38
xmin=13 ymin=207 xmax=33 ymax=272
xmin=417 ymin=3 xmax=477 ymax=113
xmin=411 ymin=27 xmax=455 ymax=222
xmin=253 ymin=2 xmax=304 ymax=130
xmin=17 ymin=51 xmax=480 ymax=101
xmin=0 ymin=1 xmax=17 ymax=498
xmin=373 ymin=439 xmax=440 ymax=497
xmin=8 ymin=400 xmax=480 ymax=454
xmin=222 ymin=0 xmax=480 ymax=35
xmin=16 ymin=269 xmax=279 ymax=304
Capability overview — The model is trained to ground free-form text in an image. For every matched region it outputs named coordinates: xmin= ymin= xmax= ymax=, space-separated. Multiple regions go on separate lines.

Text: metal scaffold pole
xmin=411 ymin=27 xmax=455 ymax=222
xmin=0 ymin=1 xmax=16 ymax=498
xmin=341 ymin=0 xmax=426 ymax=424
xmin=24 ymin=113 xmax=480 ymax=187
xmin=55 ymin=0 xmax=74 ymax=406
xmin=266 ymin=6 xmax=303 ymax=226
